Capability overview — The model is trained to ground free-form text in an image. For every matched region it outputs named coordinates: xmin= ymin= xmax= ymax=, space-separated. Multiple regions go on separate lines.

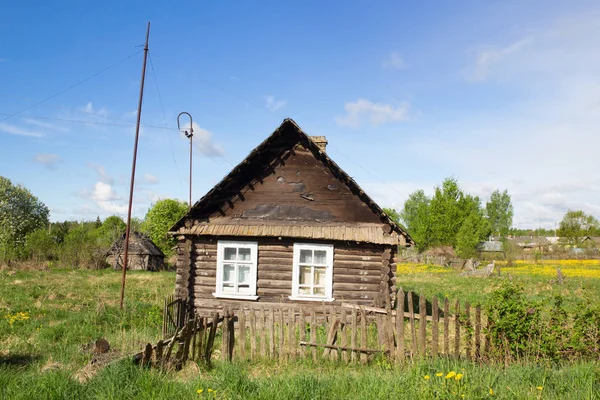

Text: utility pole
xmin=120 ymin=22 xmax=150 ymax=310
xmin=177 ymin=112 xmax=194 ymax=208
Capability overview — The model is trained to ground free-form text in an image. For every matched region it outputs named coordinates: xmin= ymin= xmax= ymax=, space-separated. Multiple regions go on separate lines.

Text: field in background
xmin=1 ymin=264 xmax=599 ymax=399
xmin=396 ymin=260 xmax=600 ymax=309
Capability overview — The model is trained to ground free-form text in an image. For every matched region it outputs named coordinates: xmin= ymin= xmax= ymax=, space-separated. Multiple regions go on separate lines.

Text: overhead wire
xmin=0 ymin=49 xmax=143 ymax=124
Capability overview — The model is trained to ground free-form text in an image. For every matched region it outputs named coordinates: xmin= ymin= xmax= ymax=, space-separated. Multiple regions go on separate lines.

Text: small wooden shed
xmin=169 ymin=119 xmax=413 ymax=316
xmin=106 ymin=231 xmax=165 ymax=271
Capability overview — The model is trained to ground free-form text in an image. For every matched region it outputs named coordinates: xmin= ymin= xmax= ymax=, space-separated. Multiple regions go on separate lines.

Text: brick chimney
xmin=310 ymin=136 xmax=328 ymax=151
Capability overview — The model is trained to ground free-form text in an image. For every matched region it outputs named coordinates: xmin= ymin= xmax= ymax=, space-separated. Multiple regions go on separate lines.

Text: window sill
xmin=212 ymin=293 xmax=259 ymax=301
xmin=288 ymin=296 xmax=335 ymax=303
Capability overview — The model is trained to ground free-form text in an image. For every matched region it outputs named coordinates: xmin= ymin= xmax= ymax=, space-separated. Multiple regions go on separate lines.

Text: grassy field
xmin=1 ymin=263 xmax=599 ymax=399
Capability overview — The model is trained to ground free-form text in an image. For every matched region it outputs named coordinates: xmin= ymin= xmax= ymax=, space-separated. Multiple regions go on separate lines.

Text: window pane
xmin=222 ymin=283 xmax=234 ymax=293
xmin=238 ymin=265 xmax=251 ymax=284
xmin=314 ymin=267 xmax=326 ymax=285
xmin=299 ymin=249 xmax=312 ymax=264
xmin=238 ymin=284 xmax=250 ymax=294
xmin=298 ymin=286 xmax=311 ymax=295
xmin=314 ymin=250 xmax=327 ymax=264
xmin=313 ymin=287 xmax=326 ymax=296
xmin=299 ymin=266 xmax=312 ymax=285
xmin=223 ymin=264 xmax=235 ymax=282
xmin=238 ymin=248 xmax=251 ymax=261
xmin=224 ymin=247 xmax=237 ymax=261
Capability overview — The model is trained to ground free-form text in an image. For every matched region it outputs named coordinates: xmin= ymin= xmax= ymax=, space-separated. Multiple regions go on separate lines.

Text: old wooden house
xmin=106 ymin=231 xmax=165 ymax=271
xmin=169 ymin=119 xmax=413 ymax=316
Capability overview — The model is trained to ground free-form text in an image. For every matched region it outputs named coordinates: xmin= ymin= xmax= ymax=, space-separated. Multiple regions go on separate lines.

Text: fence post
xmin=419 ymin=293 xmax=426 ymax=357
xmin=408 ymin=292 xmax=417 ymax=357
xmin=444 ymin=298 xmax=449 ymax=356
xmin=396 ymin=287 xmax=405 ymax=362
xmin=260 ymin=307 xmax=267 ymax=358
xmin=465 ymin=301 xmax=471 ymax=361
xmin=249 ymin=308 xmax=256 ymax=360
xmin=239 ymin=308 xmax=246 ymax=361
xmin=360 ymin=306 xmax=367 ymax=364
xmin=454 ymin=300 xmax=461 ymax=359
xmin=351 ymin=307 xmax=358 ymax=363
xmin=432 ymin=296 xmax=439 ymax=359
xmin=310 ymin=308 xmax=317 ymax=362
xmin=475 ymin=305 xmax=481 ymax=360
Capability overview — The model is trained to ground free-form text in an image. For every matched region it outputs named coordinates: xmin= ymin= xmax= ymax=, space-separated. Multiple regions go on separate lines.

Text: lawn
xmin=1 ymin=264 xmax=599 ymax=399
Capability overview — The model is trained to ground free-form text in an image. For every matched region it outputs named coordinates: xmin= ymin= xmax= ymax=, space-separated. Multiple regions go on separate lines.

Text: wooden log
xmin=396 ymin=288 xmax=405 ymax=362
xmin=310 ymin=309 xmax=317 ymax=362
xmin=249 ymin=308 xmax=257 ymax=360
xmin=408 ymin=292 xmax=416 ymax=357
xmin=465 ymin=301 xmax=471 ymax=361
xmin=239 ymin=309 xmax=246 ymax=361
xmin=432 ymin=297 xmax=439 ymax=359
xmin=475 ymin=305 xmax=481 ymax=360
xmin=333 ymin=283 xmax=381 ymax=292
xmin=419 ymin=293 xmax=426 ymax=357
xmin=257 ymin=279 xmax=292 ymax=289
xmin=333 ymin=275 xmax=382 ymax=284
xmin=454 ymin=300 xmax=460 ymax=359
xmin=333 ymin=261 xmax=384 ymax=270
xmin=334 ymin=253 xmax=380 ymax=262
xmin=360 ymin=306 xmax=367 ymax=364
xmin=443 ymin=298 xmax=449 ymax=355
xmin=257 ymin=271 xmax=293 ymax=280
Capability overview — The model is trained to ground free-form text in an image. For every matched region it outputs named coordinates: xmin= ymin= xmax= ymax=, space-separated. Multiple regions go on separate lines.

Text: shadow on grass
xmin=0 ymin=353 xmax=41 ymax=367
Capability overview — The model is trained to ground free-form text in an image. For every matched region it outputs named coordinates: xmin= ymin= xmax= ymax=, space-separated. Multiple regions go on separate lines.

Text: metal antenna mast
xmin=120 ymin=22 xmax=150 ymax=310
xmin=177 ymin=112 xmax=194 ymax=208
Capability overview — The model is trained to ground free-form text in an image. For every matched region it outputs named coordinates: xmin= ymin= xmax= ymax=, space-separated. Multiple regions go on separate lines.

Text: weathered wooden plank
xmin=333 ymin=283 xmax=381 ymax=292
xmin=260 ymin=306 xmax=267 ymax=358
xmin=341 ymin=308 xmax=348 ymax=362
xmin=278 ymin=308 xmax=284 ymax=360
xmin=222 ymin=308 xmax=229 ymax=361
xmin=249 ymin=308 xmax=256 ymax=360
xmin=465 ymin=301 xmax=471 ymax=361
xmin=351 ymin=308 xmax=358 ymax=363
xmin=257 ymin=280 xmax=292 ymax=289
xmin=419 ymin=293 xmax=426 ymax=357
xmin=454 ymin=300 xmax=460 ymax=359
xmin=432 ymin=297 xmax=439 ymax=359
xmin=322 ymin=315 xmax=340 ymax=358
xmin=299 ymin=342 xmax=385 ymax=354
xmin=396 ymin=288 xmax=405 ymax=362
xmin=310 ymin=309 xmax=317 ymax=362
xmin=340 ymin=303 xmax=435 ymax=321
xmin=269 ymin=307 xmax=275 ymax=358
xmin=257 ymin=271 xmax=293 ymax=280
xmin=408 ymin=292 xmax=416 ymax=357
xmin=204 ymin=313 xmax=219 ymax=362
xmin=360 ymin=306 xmax=367 ymax=364
xmin=475 ymin=305 xmax=481 ymax=360
xmin=444 ymin=298 xmax=449 ymax=356
xmin=288 ymin=306 xmax=296 ymax=360
xmin=299 ymin=309 xmax=306 ymax=357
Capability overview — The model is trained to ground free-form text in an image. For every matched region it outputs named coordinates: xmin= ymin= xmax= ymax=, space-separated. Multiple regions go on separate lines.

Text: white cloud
xmin=185 ymin=122 xmax=225 ymax=157
xmin=468 ymin=38 xmax=531 ymax=82
xmin=88 ymin=163 xmax=114 ymax=184
xmin=22 ymin=118 xmax=69 ymax=132
xmin=264 ymin=95 xmax=286 ymax=112
xmin=335 ymin=98 xmax=410 ymax=127
xmin=143 ymin=173 xmax=159 ymax=184
xmin=82 ymin=102 xmax=108 ymax=118
xmin=33 ymin=154 xmax=62 ymax=170
xmin=382 ymin=51 xmax=406 ymax=70
xmin=79 ymin=181 xmax=127 ymax=215
xmin=0 ymin=122 xmax=44 ymax=138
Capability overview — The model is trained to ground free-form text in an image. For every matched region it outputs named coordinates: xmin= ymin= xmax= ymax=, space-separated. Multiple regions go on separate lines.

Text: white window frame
xmin=213 ymin=241 xmax=258 ymax=300
xmin=289 ymin=243 xmax=335 ymax=302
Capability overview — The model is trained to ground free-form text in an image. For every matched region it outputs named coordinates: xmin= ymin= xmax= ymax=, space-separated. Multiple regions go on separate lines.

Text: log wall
xmin=174 ymin=236 xmax=398 ymax=316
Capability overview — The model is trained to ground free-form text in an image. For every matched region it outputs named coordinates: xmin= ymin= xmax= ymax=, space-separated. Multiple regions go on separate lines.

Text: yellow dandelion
xmin=436 ymin=372 xmax=443 ymax=377
xmin=461 ymin=395 xmax=465 ymax=398
xmin=446 ymin=371 xmax=456 ymax=379
xmin=489 ymin=388 xmax=494 ymax=395
xmin=207 ymin=389 xmax=213 ymax=393
xmin=455 ymin=373 xmax=463 ymax=381
xmin=537 ymin=386 xmax=543 ymax=391
xmin=197 ymin=389 xmax=203 ymax=394
xmin=424 ymin=375 xmax=430 ymax=380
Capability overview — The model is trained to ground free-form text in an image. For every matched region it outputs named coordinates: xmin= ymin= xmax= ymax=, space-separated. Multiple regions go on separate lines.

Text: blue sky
xmin=1 ymin=1 xmax=599 ymax=228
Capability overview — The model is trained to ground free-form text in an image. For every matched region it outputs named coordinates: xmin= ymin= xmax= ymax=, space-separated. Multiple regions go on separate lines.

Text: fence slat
xmin=288 ymin=306 xmax=296 ymax=360
xmin=278 ymin=308 xmax=284 ymax=360
xmin=419 ymin=293 xmax=426 ymax=357
xmin=204 ymin=313 xmax=219 ymax=362
xmin=444 ymin=298 xmax=449 ymax=355
xmin=197 ymin=317 xmax=205 ymax=362
xmin=475 ymin=305 xmax=481 ymax=360
xmin=299 ymin=309 xmax=306 ymax=357
xmin=465 ymin=301 xmax=471 ymax=361
xmin=221 ymin=308 xmax=229 ymax=361
xmin=396 ymin=288 xmax=405 ymax=361
xmin=260 ymin=307 xmax=267 ymax=358
xmin=239 ymin=309 xmax=246 ymax=361
xmin=269 ymin=307 xmax=275 ymax=358
xmin=360 ymin=306 xmax=367 ymax=364
xmin=432 ymin=296 xmax=439 ymax=358
xmin=351 ymin=308 xmax=357 ymax=363
xmin=341 ymin=308 xmax=348 ymax=362
xmin=310 ymin=309 xmax=317 ymax=362
xmin=454 ymin=300 xmax=461 ymax=358
xmin=249 ymin=308 xmax=257 ymax=360
xmin=408 ymin=292 xmax=417 ymax=357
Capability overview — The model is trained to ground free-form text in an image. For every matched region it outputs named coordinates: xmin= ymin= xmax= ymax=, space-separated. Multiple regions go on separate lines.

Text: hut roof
xmin=107 ymin=231 xmax=165 ymax=257
xmin=169 ymin=119 xmax=413 ymax=246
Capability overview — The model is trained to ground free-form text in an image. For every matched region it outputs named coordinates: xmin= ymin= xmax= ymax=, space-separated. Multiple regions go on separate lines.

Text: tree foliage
xmin=141 ymin=199 xmax=188 ymax=256
xmin=486 ymin=189 xmax=513 ymax=237
xmin=399 ymin=190 xmax=431 ymax=251
xmin=455 ymin=210 xmax=491 ymax=259
xmin=0 ymin=176 xmax=49 ymax=262
xmin=557 ymin=210 xmax=600 ymax=246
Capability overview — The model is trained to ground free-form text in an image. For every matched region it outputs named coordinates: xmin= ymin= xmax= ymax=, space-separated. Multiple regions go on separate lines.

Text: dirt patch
xmin=40 ymin=358 xmax=63 ymax=372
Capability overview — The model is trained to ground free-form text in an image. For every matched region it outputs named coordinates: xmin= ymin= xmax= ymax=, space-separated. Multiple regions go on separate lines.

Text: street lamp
xmin=177 ymin=112 xmax=194 ymax=208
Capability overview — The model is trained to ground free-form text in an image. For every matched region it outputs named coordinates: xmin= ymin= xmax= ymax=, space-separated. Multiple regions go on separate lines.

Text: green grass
xmin=1 ymin=266 xmax=600 ymax=399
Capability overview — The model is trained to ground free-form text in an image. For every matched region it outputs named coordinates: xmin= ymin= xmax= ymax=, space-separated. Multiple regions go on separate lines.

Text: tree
xmin=455 ymin=210 xmax=491 ymax=259
xmin=98 ymin=215 xmax=126 ymax=247
xmin=486 ymin=189 xmax=513 ymax=237
xmin=399 ymin=190 xmax=432 ymax=251
xmin=0 ymin=176 xmax=49 ymax=262
xmin=428 ymin=177 xmax=480 ymax=248
xmin=557 ymin=210 xmax=600 ymax=246
xmin=141 ymin=199 xmax=188 ymax=256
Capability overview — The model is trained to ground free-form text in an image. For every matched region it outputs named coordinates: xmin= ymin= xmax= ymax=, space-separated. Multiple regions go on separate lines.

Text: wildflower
xmin=446 ymin=371 xmax=456 ymax=379
xmin=455 ymin=373 xmax=463 ymax=381
xmin=424 ymin=375 xmax=430 ymax=380
xmin=436 ymin=372 xmax=443 ymax=377
xmin=489 ymin=388 xmax=494 ymax=396
xmin=537 ymin=386 xmax=543 ymax=391
xmin=207 ymin=389 xmax=214 ymax=393
xmin=461 ymin=395 xmax=465 ymax=398
xmin=197 ymin=389 xmax=204 ymax=394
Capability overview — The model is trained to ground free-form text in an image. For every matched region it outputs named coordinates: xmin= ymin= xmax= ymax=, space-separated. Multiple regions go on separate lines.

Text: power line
xmin=148 ymin=53 xmax=185 ymax=190
xmin=0 ymin=49 xmax=143 ymax=124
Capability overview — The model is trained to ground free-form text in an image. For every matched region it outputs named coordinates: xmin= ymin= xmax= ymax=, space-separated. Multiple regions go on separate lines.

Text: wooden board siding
xmin=175 ymin=236 xmax=397 ymax=316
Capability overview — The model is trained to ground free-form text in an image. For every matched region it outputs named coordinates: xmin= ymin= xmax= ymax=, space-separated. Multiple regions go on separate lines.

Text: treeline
xmin=385 ymin=177 xmax=513 ymax=258
xmin=0 ymin=175 xmax=188 ymax=268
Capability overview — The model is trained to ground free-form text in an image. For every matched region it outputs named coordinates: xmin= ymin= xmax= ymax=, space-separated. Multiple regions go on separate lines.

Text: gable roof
xmin=107 ymin=231 xmax=165 ymax=257
xmin=170 ymin=119 xmax=413 ymax=246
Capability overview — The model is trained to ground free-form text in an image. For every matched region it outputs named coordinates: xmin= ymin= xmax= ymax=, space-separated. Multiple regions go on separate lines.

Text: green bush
xmin=23 ymin=228 xmax=57 ymax=262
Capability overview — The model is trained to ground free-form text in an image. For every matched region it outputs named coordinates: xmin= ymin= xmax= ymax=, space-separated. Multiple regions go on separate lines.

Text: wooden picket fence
xmin=138 ymin=288 xmax=492 ymax=368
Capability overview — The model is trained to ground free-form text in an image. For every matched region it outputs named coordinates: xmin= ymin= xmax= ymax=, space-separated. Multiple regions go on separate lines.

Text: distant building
xmin=106 ymin=231 xmax=165 ymax=271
